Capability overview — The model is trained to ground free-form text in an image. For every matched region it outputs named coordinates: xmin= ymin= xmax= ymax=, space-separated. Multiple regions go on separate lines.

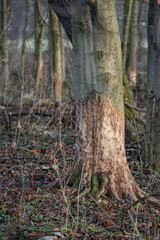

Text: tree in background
xmin=21 ymin=0 xmax=29 ymax=111
xmin=49 ymin=0 xmax=159 ymax=203
xmin=128 ymin=0 xmax=138 ymax=89
xmin=49 ymin=7 xmax=63 ymax=102
xmin=145 ymin=0 xmax=160 ymax=167
xmin=0 ymin=0 xmax=9 ymax=103
xmin=35 ymin=0 xmax=45 ymax=95
xmin=121 ymin=0 xmax=133 ymax=70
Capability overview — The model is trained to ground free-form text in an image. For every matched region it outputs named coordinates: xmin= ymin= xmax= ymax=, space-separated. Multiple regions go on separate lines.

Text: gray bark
xmin=72 ymin=0 xmax=123 ymax=111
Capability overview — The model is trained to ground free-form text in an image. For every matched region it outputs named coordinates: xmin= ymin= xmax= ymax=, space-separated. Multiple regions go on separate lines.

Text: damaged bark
xmin=69 ymin=98 xmax=144 ymax=200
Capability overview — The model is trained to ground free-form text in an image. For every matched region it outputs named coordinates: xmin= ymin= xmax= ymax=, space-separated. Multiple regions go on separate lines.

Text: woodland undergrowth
xmin=0 ymin=100 xmax=160 ymax=240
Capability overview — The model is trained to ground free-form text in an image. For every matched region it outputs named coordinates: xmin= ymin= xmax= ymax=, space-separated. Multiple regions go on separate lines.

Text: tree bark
xmin=145 ymin=0 xmax=160 ymax=167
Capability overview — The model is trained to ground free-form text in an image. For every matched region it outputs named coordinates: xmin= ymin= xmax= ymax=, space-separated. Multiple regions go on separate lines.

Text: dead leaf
xmin=28 ymin=195 xmax=32 ymax=201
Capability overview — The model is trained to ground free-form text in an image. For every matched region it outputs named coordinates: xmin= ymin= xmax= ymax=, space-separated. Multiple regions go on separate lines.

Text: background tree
xmin=145 ymin=0 xmax=160 ymax=167
xmin=128 ymin=0 xmax=138 ymax=90
xmin=121 ymin=0 xmax=133 ymax=69
xmin=0 ymin=0 xmax=9 ymax=103
xmin=49 ymin=7 xmax=63 ymax=102
xmin=21 ymin=0 xmax=29 ymax=111
xmin=35 ymin=0 xmax=45 ymax=95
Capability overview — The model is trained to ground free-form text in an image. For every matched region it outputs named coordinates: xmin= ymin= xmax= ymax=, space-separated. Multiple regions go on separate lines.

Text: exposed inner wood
xmin=70 ymin=97 xmax=144 ymax=201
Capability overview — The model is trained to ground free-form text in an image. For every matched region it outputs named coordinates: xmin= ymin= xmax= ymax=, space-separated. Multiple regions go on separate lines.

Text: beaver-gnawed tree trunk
xmin=49 ymin=0 xmax=159 ymax=203
xmin=70 ymin=0 xmax=143 ymax=200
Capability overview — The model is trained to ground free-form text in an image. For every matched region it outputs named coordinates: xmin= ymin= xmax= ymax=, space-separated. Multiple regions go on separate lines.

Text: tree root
xmin=44 ymin=169 xmax=160 ymax=206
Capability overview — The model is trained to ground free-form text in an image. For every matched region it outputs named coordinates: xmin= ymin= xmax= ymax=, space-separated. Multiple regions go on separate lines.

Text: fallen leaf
xmin=28 ymin=195 xmax=32 ymax=201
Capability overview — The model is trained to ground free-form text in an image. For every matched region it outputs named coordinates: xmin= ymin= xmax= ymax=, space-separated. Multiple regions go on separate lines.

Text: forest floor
xmin=0 ymin=100 xmax=160 ymax=240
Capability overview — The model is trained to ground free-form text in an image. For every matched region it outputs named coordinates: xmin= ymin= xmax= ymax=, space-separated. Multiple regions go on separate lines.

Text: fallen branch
xmin=12 ymin=112 xmax=52 ymax=117
xmin=124 ymin=102 xmax=146 ymax=112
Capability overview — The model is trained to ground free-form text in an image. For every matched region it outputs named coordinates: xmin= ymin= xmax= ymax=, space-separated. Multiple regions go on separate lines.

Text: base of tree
xmin=67 ymin=97 xmax=144 ymax=200
xmin=48 ymin=97 xmax=160 ymax=205
xmin=67 ymin=97 xmax=159 ymax=205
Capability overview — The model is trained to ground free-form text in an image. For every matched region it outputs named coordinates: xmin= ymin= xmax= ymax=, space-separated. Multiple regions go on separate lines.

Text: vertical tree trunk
xmin=49 ymin=8 xmax=63 ymax=102
xmin=60 ymin=24 xmax=65 ymax=82
xmin=145 ymin=0 xmax=160 ymax=167
xmin=128 ymin=0 xmax=138 ymax=89
xmin=121 ymin=0 xmax=133 ymax=69
xmin=68 ymin=0 xmax=143 ymax=199
xmin=137 ymin=0 xmax=143 ymax=50
xmin=21 ymin=0 xmax=29 ymax=80
xmin=21 ymin=0 xmax=29 ymax=111
xmin=35 ymin=0 xmax=45 ymax=95
xmin=0 ymin=0 xmax=9 ymax=103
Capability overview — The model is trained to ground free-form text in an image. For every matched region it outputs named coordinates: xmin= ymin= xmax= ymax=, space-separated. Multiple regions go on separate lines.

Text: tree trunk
xmin=49 ymin=8 xmax=63 ymax=102
xmin=145 ymin=0 xmax=160 ymax=167
xmin=121 ymin=0 xmax=133 ymax=69
xmin=49 ymin=0 xmax=159 ymax=204
xmin=48 ymin=0 xmax=72 ymax=42
xmin=128 ymin=0 xmax=138 ymax=89
xmin=21 ymin=0 xmax=29 ymax=112
xmin=68 ymin=0 xmax=142 ymax=200
xmin=35 ymin=0 xmax=45 ymax=95
xmin=21 ymin=0 xmax=29 ymax=80
xmin=0 ymin=0 xmax=9 ymax=104
xmin=60 ymin=24 xmax=65 ymax=82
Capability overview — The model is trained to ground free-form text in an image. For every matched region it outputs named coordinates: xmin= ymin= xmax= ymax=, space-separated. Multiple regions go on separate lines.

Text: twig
xmin=124 ymin=102 xmax=146 ymax=112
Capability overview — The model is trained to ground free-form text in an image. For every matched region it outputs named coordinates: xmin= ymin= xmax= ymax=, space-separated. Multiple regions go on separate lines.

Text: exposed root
xmin=44 ymin=166 xmax=160 ymax=206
